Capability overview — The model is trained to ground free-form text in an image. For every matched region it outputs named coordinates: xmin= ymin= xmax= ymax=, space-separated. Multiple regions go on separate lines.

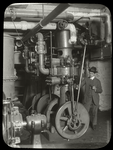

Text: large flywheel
xmin=55 ymin=101 xmax=90 ymax=140
xmin=37 ymin=94 xmax=59 ymax=114
xmin=46 ymin=98 xmax=59 ymax=130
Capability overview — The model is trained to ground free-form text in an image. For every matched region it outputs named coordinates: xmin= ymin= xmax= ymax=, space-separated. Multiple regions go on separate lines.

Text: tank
xmin=55 ymin=30 xmax=73 ymax=58
xmin=3 ymin=33 xmax=17 ymax=99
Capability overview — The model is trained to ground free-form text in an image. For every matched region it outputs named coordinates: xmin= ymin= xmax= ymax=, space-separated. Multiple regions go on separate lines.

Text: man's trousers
xmin=83 ymin=97 xmax=98 ymax=126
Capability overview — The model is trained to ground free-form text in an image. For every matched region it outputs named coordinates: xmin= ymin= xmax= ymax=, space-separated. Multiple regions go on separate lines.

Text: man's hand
xmin=92 ymin=86 xmax=97 ymax=92
xmin=74 ymin=84 xmax=79 ymax=90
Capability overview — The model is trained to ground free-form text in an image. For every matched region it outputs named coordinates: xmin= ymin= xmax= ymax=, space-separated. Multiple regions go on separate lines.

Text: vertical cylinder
xmin=3 ymin=33 xmax=17 ymax=99
xmin=55 ymin=30 xmax=73 ymax=58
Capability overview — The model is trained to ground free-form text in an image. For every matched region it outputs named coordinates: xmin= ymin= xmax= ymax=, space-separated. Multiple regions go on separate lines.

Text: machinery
xmin=3 ymin=3 xmax=111 ymax=147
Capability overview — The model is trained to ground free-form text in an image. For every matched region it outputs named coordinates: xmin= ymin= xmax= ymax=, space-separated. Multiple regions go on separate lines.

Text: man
xmin=81 ymin=66 xmax=103 ymax=130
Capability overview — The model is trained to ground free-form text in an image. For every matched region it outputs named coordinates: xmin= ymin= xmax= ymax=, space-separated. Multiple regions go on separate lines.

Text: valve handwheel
xmin=55 ymin=101 xmax=90 ymax=139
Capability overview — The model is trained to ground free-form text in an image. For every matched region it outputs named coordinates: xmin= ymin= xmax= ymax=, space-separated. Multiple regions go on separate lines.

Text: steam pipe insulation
xmin=21 ymin=3 xmax=70 ymax=42
xmin=65 ymin=23 xmax=77 ymax=44
xmin=68 ymin=10 xmax=111 ymax=43
xmin=36 ymin=32 xmax=49 ymax=75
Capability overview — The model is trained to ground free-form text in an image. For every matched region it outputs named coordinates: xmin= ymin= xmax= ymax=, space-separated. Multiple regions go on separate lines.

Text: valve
xmin=57 ymin=20 xmax=68 ymax=30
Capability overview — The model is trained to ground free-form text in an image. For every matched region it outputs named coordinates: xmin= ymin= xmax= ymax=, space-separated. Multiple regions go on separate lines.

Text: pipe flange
xmin=36 ymin=41 xmax=45 ymax=45
xmin=36 ymin=50 xmax=46 ymax=55
xmin=35 ymin=45 xmax=46 ymax=54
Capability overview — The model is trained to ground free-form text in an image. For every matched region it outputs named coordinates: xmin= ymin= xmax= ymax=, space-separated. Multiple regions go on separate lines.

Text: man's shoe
xmin=92 ymin=125 xmax=97 ymax=130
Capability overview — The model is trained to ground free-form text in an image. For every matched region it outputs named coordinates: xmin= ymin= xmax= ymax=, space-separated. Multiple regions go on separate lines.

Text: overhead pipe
xmin=4 ymin=21 xmax=57 ymax=30
xmin=9 ymin=3 xmax=38 ymax=6
xmin=4 ymin=22 xmax=77 ymax=42
xmin=5 ymin=3 xmax=102 ymax=19
xmin=5 ymin=9 xmax=74 ymax=20
xmin=4 ymin=18 xmax=111 ymax=44
xmin=20 ymin=17 xmax=71 ymax=22
xmin=67 ymin=9 xmax=111 ymax=43
xmin=4 ymin=21 xmax=88 ymax=31
xmin=21 ymin=3 xmax=70 ymax=42
xmin=4 ymin=5 xmax=111 ymax=43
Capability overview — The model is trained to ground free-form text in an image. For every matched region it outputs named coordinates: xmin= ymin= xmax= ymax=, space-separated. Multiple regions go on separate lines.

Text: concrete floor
xmin=19 ymin=109 xmax=111 ymax=149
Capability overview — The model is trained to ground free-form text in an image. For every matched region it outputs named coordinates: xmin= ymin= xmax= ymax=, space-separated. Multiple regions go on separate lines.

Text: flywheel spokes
xmin=55 ymin=101 xmax=90 ymax=140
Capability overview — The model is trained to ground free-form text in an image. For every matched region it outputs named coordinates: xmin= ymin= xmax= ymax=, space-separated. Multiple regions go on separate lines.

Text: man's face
xmin=89 ymin=71 xmax=95 ymax=78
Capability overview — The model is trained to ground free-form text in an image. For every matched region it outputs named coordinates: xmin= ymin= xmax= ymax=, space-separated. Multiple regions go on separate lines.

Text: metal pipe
xmin=36 ymin=32 xmax=49 ymax=75
xmin=4 ymin=21 xmax=57 ymax=30
xmin=4 ymin=22 xmax=77 ymax=39
xmin=21 ymin=3 xmax=70 ymax=42
xmin=39 ymin=54 xmax=49 ymax=75
xmin=4 ymin=14 xmax=111 ymax=44
xmin=4 ymin=6 xmax=111 ymax=43
xmin=65 ymin=23 xmax=77 ymax=44
xmin=21 ymin=17 xmax=69 ymax=22
xmin=68 ymin=10 xmax=111 ymax=43
xmin=5 ymin=7 xmax=74 ymax=19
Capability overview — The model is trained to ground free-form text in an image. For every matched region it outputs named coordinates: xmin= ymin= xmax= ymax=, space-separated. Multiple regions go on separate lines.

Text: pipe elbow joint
xmin=25 ymin=67 xmax=35 ymax=74
xmin=36 ymin=32 xmax=44 ymax=41
xmin=65 ymin=23 xmax=77 ymax=44
xmin=39 ymin=66 xmax=49 ymax=75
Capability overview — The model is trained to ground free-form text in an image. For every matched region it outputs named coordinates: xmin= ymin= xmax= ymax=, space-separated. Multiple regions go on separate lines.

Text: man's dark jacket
xmin=81 ymin=77 xmax=103 ymax=106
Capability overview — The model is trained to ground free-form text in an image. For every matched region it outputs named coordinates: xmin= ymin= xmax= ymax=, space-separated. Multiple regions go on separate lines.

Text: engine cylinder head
xmin=55 ymin=30 xmax=73 ymax=58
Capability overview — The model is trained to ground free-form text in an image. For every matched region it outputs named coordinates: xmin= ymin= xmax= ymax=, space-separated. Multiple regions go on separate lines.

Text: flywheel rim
xmin=55 ymin=101 xmax=90 ymax=140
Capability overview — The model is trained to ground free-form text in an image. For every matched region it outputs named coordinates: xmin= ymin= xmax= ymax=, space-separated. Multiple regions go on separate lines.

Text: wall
xmin=89 ymin=59 xmax=111 ymax=111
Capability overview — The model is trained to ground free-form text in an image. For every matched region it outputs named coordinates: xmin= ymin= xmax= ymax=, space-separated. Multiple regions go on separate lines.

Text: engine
xmin=3 ymin=3 xmax=111 ymax=147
